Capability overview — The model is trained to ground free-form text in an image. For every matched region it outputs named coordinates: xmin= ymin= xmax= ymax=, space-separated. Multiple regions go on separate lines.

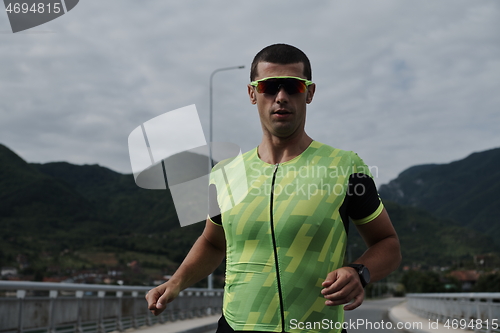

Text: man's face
xmin=248 ymin=62 xmax=315 ymax=140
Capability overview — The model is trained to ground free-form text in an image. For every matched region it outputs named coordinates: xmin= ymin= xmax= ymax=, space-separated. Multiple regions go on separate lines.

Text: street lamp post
xmin=209 ymin=65 xmax=245 ymax=167
xmin=208 ymin=65 xmax=244 ymax=290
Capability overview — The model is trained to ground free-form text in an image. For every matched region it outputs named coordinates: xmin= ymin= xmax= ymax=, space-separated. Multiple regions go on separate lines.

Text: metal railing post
xmin=97 ymin=290 xmax=106 ymax=333
xmin=132 ymin=291 xmax=138 ymax=329
xmin=76 ymin=291 xmax=84 ymax=333
xmin=476 ymin=297 xmax=481 ymax=324
xmin=116 ymin=291 xmax=124 ymax=332
xmin=48 ymin=290 xmax=58 ymax=333
xmin=486 ymin=298 xmax=493 ymax=333
xmin=16 ymin=289 xmax=26 ymax=333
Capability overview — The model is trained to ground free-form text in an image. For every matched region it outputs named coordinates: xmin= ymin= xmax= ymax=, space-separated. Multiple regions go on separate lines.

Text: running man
xmin=146 ymin=44 xmax=401 ymax=333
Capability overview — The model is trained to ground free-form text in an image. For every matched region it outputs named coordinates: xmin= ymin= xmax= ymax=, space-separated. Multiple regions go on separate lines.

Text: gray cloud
xmin=0 ymin=0 xmax=498 ymax=185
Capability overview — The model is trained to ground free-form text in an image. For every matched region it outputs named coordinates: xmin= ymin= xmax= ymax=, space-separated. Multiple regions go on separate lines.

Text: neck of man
xmin=258 ymin=130 xmax=313 ymax=165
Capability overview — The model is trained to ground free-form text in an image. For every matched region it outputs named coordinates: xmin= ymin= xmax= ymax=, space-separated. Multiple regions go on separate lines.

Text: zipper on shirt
xmin=270 ymin=163 xmax=286 ymax=332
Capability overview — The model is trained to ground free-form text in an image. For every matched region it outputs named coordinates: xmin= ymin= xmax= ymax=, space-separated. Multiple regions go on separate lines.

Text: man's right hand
xmin=144 ymin=219 xmax=226 ymax=316
xmin=145 ymin=282 xmax=181 ymax=316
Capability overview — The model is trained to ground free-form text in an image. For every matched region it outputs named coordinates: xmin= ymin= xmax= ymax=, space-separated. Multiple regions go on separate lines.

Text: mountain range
xmin=0 ymin=143 xmax=205 ymax=280
xmin=379 ymin=147 xmax=500 ymax=239
xmin=1 ymin=143 xmax=498 ymax=281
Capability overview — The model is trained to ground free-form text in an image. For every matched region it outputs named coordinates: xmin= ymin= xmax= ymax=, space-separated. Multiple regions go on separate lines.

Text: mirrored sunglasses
xmin=250 ymin=76 xmax=313 ymax=95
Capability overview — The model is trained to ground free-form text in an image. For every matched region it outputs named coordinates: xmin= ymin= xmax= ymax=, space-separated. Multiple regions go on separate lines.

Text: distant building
xmin=474 ymin=253 xmax=500 ymax=268
xmin=450 ymin=270 xmax=480 ymax=291
xmin=42 ymin=276 xmax=68 ymax=283
xmin=127 ymin=260 xmax=141 ymax=272
xmin=153 ymin=275 xmax=172 ymax=286
xmin=1 ymin=267 xmax=18 ymax=277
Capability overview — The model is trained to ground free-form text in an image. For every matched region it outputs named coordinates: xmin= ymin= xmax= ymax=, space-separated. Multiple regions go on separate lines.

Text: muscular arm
xmin=145 ymin=219 xmax=226 ymax=315
xmin=352 ymin=208 xmax=401 ymax=281
xmin=321 ymin=208 xmax=401 ymax=310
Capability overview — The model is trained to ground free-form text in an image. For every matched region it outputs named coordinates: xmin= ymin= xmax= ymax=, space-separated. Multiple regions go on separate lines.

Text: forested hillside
xmin=1 ymin=144 xmax=498 ymax=285
xmin=379 ymin=147 xmax=500 ymax=239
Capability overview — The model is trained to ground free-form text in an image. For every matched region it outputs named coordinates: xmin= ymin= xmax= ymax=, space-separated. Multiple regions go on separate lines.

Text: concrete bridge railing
xmin=406 ymin=293 xmax=500 ymax=333
xmin=0 ymin=281 xmax=223 ymax=333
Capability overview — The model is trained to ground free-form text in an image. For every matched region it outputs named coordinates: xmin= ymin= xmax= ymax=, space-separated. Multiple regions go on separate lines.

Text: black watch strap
xmin=346 ymin=264 xmax=370 ymax=287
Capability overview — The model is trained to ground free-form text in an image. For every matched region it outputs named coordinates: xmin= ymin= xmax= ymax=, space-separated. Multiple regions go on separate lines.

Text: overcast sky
xmin=1 ymin=1 xmax=499 ymax=186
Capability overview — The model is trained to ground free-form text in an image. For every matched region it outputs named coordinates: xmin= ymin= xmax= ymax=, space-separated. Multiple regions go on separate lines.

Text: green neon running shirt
xmin=209 ymin=141 xmax=383 ymax=333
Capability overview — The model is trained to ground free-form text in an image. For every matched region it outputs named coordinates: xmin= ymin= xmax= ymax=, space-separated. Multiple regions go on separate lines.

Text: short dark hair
xmin=250 ymin=44 xmax=312 ymax=81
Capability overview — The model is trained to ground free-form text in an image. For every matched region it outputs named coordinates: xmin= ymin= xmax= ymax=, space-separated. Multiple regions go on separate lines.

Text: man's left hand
xmin=321 ymin=267 xmax=364 ymax=310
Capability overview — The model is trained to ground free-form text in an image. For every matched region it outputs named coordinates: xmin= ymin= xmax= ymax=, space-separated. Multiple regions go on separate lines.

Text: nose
xmin=275 ymin=85 xmax=289 ymax=103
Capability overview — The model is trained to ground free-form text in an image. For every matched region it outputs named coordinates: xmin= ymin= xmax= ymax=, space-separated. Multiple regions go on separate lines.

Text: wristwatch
xmin=347 ymin=264 xmax=370 ymax=287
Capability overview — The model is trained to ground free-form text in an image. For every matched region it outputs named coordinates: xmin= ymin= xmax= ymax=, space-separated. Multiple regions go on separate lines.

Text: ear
xmin=306 ymin=83 xmax=316 ymax=104
xmin=248 ymin=84 xmax=257 ymax=105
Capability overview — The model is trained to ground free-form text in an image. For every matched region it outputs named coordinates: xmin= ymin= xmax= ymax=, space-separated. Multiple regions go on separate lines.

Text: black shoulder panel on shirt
xmin=340 ymin=173 xmax=382 ymax=234
xmin=346 ymin=173 xmax=381 ymax=220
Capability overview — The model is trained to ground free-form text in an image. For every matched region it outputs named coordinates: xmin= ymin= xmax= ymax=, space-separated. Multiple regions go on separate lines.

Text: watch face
xmin=349 ymin=264 xmax=370 ymax=286
xmin=360 ymin=266 xmax=370 ymax=285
